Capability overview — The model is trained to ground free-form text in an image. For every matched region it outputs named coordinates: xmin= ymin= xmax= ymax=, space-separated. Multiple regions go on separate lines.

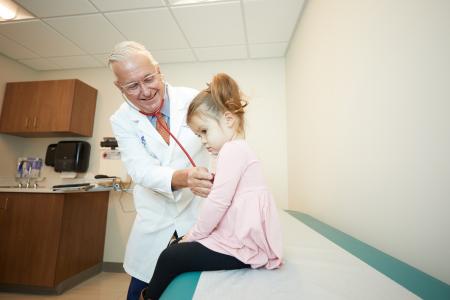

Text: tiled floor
xmin=0 ymin=272 xmax=130 ymax=300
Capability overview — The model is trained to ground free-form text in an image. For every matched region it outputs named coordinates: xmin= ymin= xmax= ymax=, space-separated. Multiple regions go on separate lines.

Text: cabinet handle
xmin=25 ymin=117 xmax=30 ymax=128
xmin=33 ymin=116 xmax=37 ymax=128
xmin=0 ymin=197 xmax=7 ymax=210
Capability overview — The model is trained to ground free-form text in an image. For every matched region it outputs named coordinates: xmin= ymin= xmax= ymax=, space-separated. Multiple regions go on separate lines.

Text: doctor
xmin=108 ymin=41 xmax=213 ymax=300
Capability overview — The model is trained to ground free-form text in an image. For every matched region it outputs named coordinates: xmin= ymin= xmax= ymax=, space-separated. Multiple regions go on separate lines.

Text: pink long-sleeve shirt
xmin=185 ymin=140 xmax=283 ymax=269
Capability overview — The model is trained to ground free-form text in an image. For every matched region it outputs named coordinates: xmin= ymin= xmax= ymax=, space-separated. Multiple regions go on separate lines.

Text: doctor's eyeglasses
xmin=120 ymin=71 xmax=160 ymax=95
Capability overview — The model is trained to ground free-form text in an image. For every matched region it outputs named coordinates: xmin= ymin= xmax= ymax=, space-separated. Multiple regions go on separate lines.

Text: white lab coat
xmin=110 ymin=84 xmax=209 ymax=282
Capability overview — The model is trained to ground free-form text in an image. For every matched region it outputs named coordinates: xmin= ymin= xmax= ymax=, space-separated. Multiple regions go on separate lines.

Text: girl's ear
xmin=223 ymin=111 xmax=236 ymax=128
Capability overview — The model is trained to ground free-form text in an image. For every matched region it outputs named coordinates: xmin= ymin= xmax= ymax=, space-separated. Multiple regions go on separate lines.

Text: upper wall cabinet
xmin=0 ymin=79 xmax=97 ymax=137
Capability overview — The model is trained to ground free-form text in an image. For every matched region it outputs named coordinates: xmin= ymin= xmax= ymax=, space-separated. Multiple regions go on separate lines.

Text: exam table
xmin=159 ymin=210 xmax=450 ymax=300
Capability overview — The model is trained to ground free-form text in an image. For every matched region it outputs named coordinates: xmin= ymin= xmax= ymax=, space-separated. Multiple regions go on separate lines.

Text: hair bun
xmin=210 ymin=73 xmax=247 ymax=114
xmin=187 ymin=72 xmax=247 ymax=135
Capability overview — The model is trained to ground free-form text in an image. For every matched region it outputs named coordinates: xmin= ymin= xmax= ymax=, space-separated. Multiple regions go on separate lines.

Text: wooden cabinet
xmin=0 ymin=79 xmax=97 ymax=137
xmin=0 ymin=191 xmax=109 ymax=293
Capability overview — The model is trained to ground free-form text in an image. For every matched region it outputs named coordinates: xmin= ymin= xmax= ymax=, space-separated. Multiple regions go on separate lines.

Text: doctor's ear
xmin=114 ymin=81 xmax=123 ymax=92
xmin=157 ymin=67 xmax=166 ymax=82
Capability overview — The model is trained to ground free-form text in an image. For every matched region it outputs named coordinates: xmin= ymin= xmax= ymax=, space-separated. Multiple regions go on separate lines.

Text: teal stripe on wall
xmin=286 ymin=210 xmax=450 ymax=300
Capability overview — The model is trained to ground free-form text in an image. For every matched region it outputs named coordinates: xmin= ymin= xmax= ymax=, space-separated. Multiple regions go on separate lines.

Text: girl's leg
xmin=144 ymin=242 xmax=249 ymax=300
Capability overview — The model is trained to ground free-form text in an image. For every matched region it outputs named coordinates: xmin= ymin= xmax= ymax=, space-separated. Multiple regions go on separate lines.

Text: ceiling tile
xmin=0 ymin=20 xmax=84 ymax=57
xmin=45 ymin=14 xmax=125 ymax=54
xmin=194 ymin=45 xmax=247 ymax=61
xmin=47 ymin=56 xmax=103 ymax=69
xmin=244 ymin=0 xmax=304 ymax=43
xmin=93 ymin=53 xmax=110 ymax=66
xmin=14 ymin=0 xmax=98 ymax=18
xmin=90 ymin=0 xmax=165 ymax=12
xmin=0 ymin=34 xmax=39 ymax=59
xmin=18 ymin=58 xmax=61 ymax=71
xmin=172 ymin=2 xmax=245 ymax=47
xmin=105 ymin=8 xmax=188 ymax=50
xmin=0 ymin=0 xmax=305 ymax=70
xmin=151 ymin=49 xmax=196 ymax=64
xmin=249 ymin=42 xmax=287 ymax=58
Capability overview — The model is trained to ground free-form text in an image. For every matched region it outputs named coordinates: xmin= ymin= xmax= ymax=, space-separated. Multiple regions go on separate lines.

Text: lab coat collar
xmin=166 ymin=84 xmax=187 ymax=160
xmin=129 ymin=83 xmax=188 ymax=163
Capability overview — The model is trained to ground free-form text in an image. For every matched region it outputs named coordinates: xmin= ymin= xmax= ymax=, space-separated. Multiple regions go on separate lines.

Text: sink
xmin=0 ymin=185 xmax=45 ymax=189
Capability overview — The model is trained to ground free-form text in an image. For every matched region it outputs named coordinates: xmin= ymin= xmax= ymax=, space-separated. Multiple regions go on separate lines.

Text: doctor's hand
xmin=187 ymin=167 xmax=213 ymax=198
xmin=172 ymin=167 xmax=213 ymax=198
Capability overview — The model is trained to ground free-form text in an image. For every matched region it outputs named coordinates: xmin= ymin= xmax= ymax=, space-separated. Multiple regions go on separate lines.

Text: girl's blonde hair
xmin=187 ymin=73 xmax=248 ymax=134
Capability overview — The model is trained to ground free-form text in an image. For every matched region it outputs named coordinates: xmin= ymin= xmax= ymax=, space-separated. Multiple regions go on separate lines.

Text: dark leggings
xmin=144 ymin=242 xmax=250 ymax=299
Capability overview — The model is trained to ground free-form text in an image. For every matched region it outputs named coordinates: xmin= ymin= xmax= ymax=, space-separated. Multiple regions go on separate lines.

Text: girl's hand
xmin=179 ymin=233 xmax=192 ymax=243
xmin=168 ymin=236 xmax=184 ymax=247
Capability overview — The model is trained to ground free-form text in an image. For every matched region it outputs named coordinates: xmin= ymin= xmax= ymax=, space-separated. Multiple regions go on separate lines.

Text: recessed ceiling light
xmin=0 ymin=0 xmax=35 ymax=22
xmin=0 ymin=0 xmax=17 ymax=20
xmin=169 ymin=0 xmax=225 ymax=6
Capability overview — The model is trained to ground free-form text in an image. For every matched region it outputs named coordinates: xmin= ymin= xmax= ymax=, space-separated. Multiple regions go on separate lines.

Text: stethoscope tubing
xmin=122 ymin=93 xmax=197 ymax=168
xmin=155 ymin=116 xmax=197 ymax=167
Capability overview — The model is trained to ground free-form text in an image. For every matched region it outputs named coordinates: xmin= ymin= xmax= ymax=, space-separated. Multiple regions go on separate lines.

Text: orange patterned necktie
xmin=155 ymin=112 xmax=170 ymax=145
xmin=139 ymin=103 xmax=197 ymax=167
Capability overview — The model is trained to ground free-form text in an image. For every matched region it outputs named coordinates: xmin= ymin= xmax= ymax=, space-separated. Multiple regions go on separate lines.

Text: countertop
xmin=0 ymin=186 xmax=112 ymax=193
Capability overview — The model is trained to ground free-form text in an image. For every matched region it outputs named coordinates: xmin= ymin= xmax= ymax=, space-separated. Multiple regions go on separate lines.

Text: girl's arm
xmin=184 ymin=142 xmax=247 ymax=241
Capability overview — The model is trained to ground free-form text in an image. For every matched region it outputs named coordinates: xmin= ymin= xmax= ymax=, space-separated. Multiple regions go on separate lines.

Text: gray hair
xmin=108 ymin=41 xmax=158 ymax=68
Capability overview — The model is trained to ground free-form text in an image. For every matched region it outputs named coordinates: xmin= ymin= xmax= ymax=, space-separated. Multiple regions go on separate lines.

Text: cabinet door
xmin=0 ymin=82 xmax=39 ymax=133
xmin=54 ymin=192 xmax=109 ymax=284
xmin=0 ymin=79 xmax=97 ymax=137
xmin=0 ymin=193 xmax=64 ymax=287
xmin=33 ymin=80 xmax=74 ymax=133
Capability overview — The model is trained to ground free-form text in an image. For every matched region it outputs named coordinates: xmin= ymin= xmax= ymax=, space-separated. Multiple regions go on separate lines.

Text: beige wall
xmin=0 ymin=57 xmax=287 ymax=262
xmin=0 ymin=54 xmax=37 ymax=184
xmin=286 ymin=0 xmax=450 ymax=284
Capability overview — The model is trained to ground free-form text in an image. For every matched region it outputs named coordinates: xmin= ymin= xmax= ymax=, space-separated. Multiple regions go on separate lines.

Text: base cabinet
xmin=0 ymin=192 xmax=109 ymax=293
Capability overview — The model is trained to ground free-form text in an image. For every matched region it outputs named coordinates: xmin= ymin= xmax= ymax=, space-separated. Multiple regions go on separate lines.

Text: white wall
xmin=0 ymin=57 xmax=287 ymax=262
xmin=286 ymin=0 xmax=450 ymax=284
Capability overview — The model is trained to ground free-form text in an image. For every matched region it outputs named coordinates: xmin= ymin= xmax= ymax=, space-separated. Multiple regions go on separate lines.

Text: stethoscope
xmin=121 ymin=85 xmax=197 ymax=168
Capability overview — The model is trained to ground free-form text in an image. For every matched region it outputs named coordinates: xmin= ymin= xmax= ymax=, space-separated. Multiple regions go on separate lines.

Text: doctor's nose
xmin=140 ymin=83 xmax=152 ymax=97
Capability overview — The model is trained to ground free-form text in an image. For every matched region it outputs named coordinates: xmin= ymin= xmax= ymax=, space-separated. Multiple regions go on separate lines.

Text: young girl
xmin=140 ymin=73 xmax=283 ymax=300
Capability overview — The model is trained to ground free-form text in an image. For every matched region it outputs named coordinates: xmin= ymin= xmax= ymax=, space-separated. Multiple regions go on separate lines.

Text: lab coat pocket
xmin=140 ymin=132 xmax=168 ymax=163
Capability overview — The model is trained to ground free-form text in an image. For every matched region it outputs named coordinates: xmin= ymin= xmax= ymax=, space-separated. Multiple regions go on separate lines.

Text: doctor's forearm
xmin=172 ymin=169 xmax=189 ymax=190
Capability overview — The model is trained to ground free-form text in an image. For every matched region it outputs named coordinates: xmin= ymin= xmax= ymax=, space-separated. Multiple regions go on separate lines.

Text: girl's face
xmin=189 ymin=113 xmax=236 ymax=155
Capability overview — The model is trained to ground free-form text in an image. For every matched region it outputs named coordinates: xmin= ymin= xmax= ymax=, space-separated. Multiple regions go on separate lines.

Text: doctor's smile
xmin=139 ymin=89 xmax=159 ymax=103
xmin=114 ymin=53 xmax=165 ymax=114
